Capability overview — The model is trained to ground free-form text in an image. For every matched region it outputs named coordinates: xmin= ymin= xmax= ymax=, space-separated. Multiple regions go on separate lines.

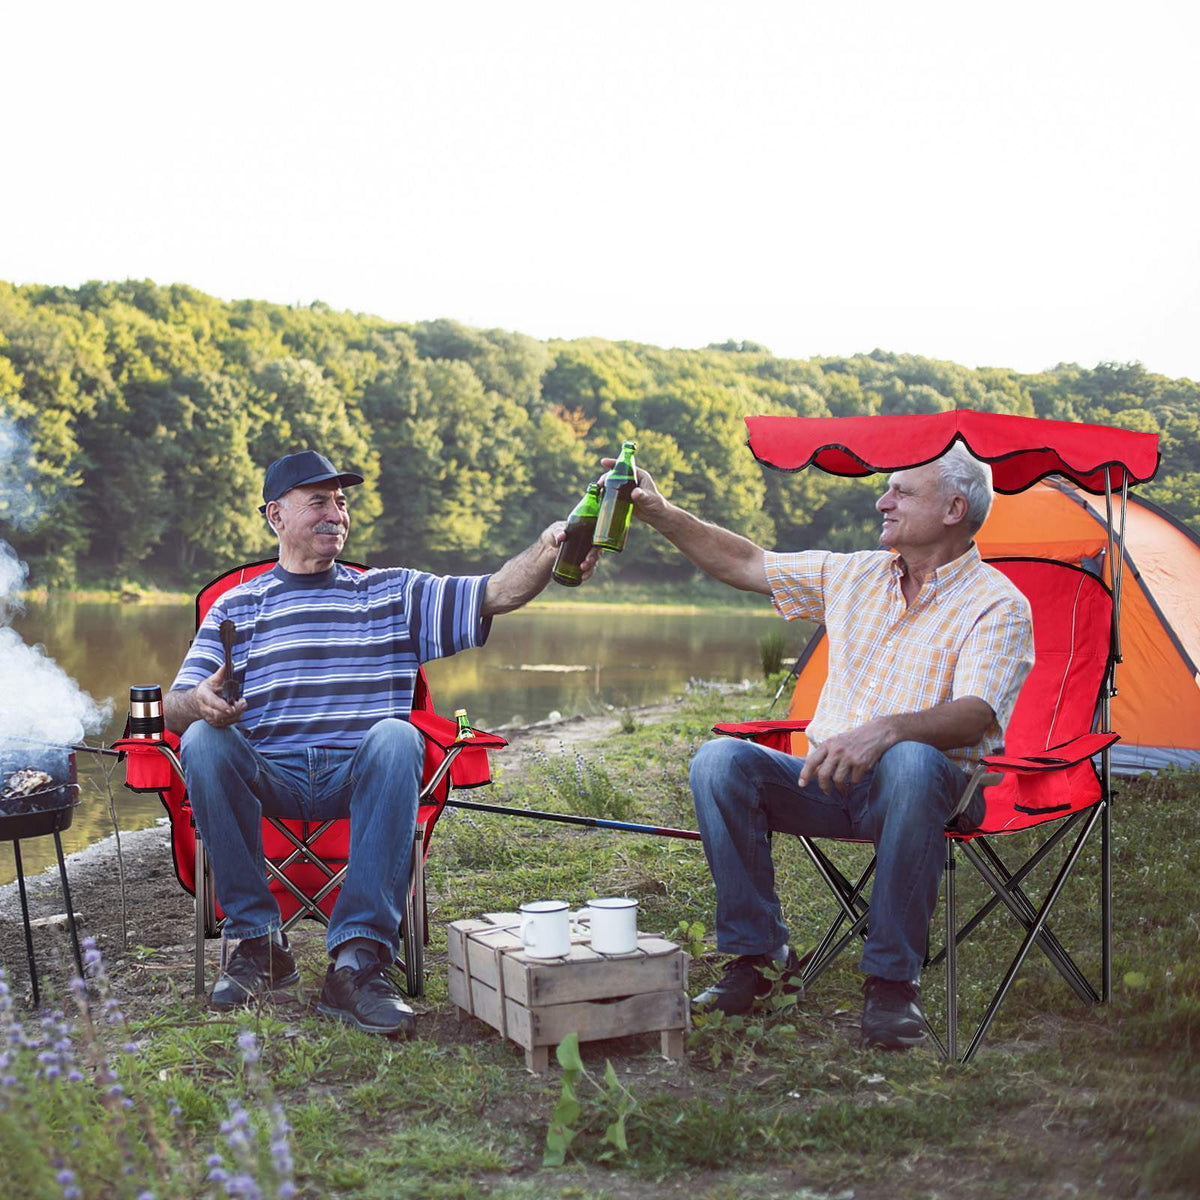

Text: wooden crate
xmin=447 ymin=911 xmax=690 ymax=1073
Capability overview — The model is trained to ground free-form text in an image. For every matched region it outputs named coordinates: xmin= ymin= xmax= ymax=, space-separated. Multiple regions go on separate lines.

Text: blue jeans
xmin=180 ymin=718 xmax=424 ymax=960
xmin=690 ymin=738 xmax=980 ymax=982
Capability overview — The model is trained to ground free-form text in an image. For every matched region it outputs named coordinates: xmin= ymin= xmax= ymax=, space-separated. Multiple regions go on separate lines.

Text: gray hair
xmin=937 ymin=442 xmax=993 ymax=534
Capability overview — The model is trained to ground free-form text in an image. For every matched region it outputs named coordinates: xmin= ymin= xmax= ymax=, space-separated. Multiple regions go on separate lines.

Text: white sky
xmin=3 ymin=1 xmax=1198 ymax=380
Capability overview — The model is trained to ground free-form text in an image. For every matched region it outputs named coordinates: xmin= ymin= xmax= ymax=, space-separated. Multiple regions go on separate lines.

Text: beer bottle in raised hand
xmin=552 ymin=483 xmax=602 ymax=587
xmin=592 ymin=440 xmax=638 ymax=552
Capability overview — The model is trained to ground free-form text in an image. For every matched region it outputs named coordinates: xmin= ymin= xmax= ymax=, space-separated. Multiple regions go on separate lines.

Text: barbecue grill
xmin=1 ymin=744 xmax=84 ymax=1003
xmin=1 ymin=746 xmax=79 ymax=837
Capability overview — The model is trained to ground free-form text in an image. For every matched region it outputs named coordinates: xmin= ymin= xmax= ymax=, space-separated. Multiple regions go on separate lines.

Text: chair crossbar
xmin=795 ymin=844 xmax=873 ymax=990
xmin=270 ymin=819 xmax=341 ymax=879
xmin=802 ymin=909 xmax=869 ymax=992
xmin=965 ymin=833 xmax=1099 ymax=1005
xmin=260 ymin=817 xmax=349 ymax=927
xmin=269 ymin=864 xmax=337 ymax=927
xmin=925 ymin=815 xmax=1083 ymax=968
xmin=954 ymin=802 xmax=1104 ymax=1062
xmin=798 ymin=836 xmax=871 ymax=932
xmin=958 ymin=824 xmax=1102 ymax=1009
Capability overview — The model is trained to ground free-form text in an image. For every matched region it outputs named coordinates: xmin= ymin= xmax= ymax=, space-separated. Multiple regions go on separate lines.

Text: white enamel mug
xmin=587 ymin=896 xmax=639 ymax=955
xmin=519 ymin=900 xmax=571 ymax=958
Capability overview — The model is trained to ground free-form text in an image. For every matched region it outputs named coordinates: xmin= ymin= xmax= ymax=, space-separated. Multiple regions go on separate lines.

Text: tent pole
xmin=1114 ymin=475 xmax=1129 ymax=663
xmin=1104 ymin=476 xmax=1120 ymax=665
xmin=1102 ymin=759 xmax=1112 ymax=1003
xmin=1100 ymin=472 xmax=1121 ymax=1007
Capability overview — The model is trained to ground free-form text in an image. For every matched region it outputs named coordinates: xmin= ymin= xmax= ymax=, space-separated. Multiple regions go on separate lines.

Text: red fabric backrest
xmin=990 ymin=558 xmax=1113 ymax=755
xmin=975 ymin=558 xmax=1114 ymax=834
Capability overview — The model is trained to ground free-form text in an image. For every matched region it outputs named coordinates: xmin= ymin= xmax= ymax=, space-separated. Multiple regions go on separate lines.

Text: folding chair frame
xmin=154 ymin=739 xmax=467 ymax=1000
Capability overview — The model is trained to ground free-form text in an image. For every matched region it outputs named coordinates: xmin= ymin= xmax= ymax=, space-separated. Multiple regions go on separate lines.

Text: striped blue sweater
xmin=171 ymin=564 xmax=491 ymax=751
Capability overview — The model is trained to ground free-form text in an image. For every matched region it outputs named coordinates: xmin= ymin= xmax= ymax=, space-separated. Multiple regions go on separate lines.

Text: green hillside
xmin=2 ymin=280 xmax=1196 ymax=588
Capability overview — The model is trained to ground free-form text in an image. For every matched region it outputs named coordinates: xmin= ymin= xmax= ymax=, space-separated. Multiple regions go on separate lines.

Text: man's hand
xmin=599 ymin=457 xmax=667 ymax=525
xmin=547 ymin=520 xmax=602 ymax=582
xmin=194 ymin=664 xmax=248 ymax=728
xmin=597 ymin=454 xmax=770 ymax=595
xmin=800 ymin=718 xmax=897 ymax=794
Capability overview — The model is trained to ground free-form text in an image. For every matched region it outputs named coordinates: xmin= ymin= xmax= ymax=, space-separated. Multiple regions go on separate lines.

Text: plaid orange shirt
xmin=764 ymin=544 xmax=1034 ymax=769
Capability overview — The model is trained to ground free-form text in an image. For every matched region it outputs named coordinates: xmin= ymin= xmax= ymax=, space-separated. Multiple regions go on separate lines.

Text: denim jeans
xmin=180 ymin=718 xmax=424 ymax=961
xmin=690 ymin=738 xmax=980 ymax=982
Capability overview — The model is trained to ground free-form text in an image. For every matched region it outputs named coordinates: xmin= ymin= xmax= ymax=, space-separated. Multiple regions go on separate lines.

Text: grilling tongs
xmin=219 ymin=619 xmax=240 ymax=704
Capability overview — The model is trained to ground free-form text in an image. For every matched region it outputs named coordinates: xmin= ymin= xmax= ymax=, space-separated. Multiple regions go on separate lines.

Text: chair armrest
xmin=712 ymin=720 xmax=810 ymax=755
xmin=981 ymin=732 xmax=1119 ymax=775
xmin=112 ymin=735 xmax=181 ymax=792
xmin=712 ymin=720 xmax=810 ymax=736
xmin=408 ymin=710 xmax=508 ymax=751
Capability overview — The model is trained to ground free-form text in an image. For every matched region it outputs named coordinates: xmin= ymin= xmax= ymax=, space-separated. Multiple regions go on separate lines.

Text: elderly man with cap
xmin=164 ymin=451 xmax=598 ymax=1036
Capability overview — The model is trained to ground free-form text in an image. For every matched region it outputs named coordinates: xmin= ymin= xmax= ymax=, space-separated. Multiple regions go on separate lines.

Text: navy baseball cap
xmin=259 ymin=452 xmax=364 ymax=513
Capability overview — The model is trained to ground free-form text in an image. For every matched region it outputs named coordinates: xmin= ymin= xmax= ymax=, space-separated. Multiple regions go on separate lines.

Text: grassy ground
xmin=4 ymin=680 xmax=1198 ymax=1199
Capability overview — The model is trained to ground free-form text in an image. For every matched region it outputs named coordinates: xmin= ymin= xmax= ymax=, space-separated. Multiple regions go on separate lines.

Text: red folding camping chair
xmin=713 ymin=410 xmax=1159 ymax=1062
xmin=115 ymin=558 xmax=507 ymax=1000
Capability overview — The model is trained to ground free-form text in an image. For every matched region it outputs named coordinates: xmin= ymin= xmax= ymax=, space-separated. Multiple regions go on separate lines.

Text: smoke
xmin=0 ymin=423 xmax=111 ymax=753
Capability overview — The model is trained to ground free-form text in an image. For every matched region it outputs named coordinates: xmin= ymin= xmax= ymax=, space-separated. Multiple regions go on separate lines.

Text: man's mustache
xmin=313 ymin=522 xmax=344 ymax=534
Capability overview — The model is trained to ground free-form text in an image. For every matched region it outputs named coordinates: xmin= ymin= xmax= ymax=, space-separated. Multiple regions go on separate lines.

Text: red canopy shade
xmin=744 ymin=409 xmax=1159 ymax=494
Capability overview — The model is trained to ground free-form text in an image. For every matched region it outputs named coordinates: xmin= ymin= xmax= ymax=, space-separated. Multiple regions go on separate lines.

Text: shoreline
xmin=17 ymin=589 xmax=778 ymax=618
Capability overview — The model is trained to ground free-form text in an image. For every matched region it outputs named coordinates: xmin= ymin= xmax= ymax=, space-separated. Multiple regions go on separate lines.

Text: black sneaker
xmin=691 ymin=948 xmax=805 ymax=1017
xmin=316 ymin=959 xmax=416 ymax=1037
xmin=861 ymin=976 xmax=928 ymax=1049
xmin=210 ymin=934 xmax=299 ymax=1011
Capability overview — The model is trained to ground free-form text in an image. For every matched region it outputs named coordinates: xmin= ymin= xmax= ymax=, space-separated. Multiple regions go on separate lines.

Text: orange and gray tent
xmin=783 ymin=476 xmax=1200 ymax=775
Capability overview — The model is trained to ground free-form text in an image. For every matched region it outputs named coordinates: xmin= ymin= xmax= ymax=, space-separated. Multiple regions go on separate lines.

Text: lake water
xmin=2 ymin=597 xmax=802 ymax=884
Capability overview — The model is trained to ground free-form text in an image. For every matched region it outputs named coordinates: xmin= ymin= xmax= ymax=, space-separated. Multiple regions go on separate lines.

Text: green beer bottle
xmin=592 ymin=440 xmax=638 ymax=552
xmin=454 ymin=708 xmax=474 ymax=740
xmin=552 ymin=483 xmax=602 ymax=587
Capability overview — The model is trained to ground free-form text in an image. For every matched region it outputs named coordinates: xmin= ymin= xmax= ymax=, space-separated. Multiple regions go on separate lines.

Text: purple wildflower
xmin=236 ymin=1029 xmax=260 ymax=1065
xmin=224 ymin=1173 xmax=263 ymax=1200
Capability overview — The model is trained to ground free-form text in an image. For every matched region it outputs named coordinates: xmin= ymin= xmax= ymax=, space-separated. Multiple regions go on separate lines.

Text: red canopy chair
xmin=116 ymin=559 xmax=507 ymax=1000
xmin=715 ymin=410 xmax=1159 ymax=1062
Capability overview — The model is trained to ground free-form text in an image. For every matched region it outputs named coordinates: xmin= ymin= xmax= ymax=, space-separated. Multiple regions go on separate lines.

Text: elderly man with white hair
xmin=611 ymin=441 xmax=1034 ymax=1049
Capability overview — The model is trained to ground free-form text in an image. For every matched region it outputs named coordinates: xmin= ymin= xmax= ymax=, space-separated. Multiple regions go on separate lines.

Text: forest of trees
xmin=1 ymin=279 xmax=1197 ymax=589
